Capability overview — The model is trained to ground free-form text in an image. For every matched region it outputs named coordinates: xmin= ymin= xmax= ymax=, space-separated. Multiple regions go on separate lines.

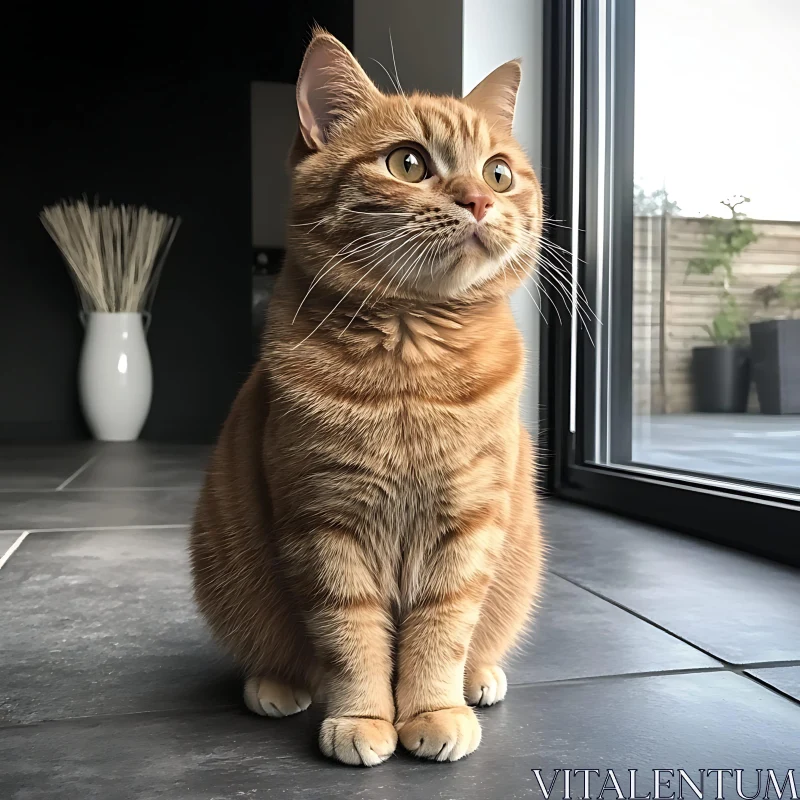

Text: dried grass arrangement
xmin=40 ymin=198 xmax=181 ymax=313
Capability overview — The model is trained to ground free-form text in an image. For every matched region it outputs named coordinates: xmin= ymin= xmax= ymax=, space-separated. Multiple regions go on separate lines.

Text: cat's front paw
xmin=319 ymin=717 xmax=397 ymax=767
xmin=397 ymin=706 xmax=481 ymax=762
xmin=465 ymin=664 xmax=508 ymax=707
xmin=243 ymin=677 xmax=312 ymax=718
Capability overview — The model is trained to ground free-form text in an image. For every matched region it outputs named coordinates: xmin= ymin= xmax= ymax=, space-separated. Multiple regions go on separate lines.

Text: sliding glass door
xmin=540 ymin=0 xmax=800 ymax=564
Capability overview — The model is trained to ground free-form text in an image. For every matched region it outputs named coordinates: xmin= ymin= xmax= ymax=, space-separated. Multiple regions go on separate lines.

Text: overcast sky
xmin=635 ymin=0 xmax=800 ymax=220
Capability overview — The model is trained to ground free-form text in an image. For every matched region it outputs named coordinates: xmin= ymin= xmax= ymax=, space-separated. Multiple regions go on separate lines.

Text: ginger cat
xmin=190 ymin=29 xmax=544 ymax=766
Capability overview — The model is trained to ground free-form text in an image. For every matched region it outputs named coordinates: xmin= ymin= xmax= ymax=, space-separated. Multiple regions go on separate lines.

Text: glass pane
xmin=606 ymin=0 xmax=800 ymax=493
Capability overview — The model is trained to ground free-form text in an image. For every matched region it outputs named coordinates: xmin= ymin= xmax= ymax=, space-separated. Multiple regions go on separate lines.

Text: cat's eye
xmin=386 ymin=147 xmax=427 ymax=183
xmin=483 ymin=158 xmax=513 ymax=192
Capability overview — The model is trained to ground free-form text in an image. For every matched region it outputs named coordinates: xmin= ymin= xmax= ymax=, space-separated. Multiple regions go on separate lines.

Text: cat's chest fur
xmin=263 ymin=300 xmax=523 ymax=603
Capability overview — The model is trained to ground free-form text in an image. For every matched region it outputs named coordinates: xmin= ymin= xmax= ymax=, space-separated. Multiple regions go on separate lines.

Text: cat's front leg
xmin=285 ymin=528 xmax=397 ymax=767
xmin=394 ymin=524 xmax=501 ymax=762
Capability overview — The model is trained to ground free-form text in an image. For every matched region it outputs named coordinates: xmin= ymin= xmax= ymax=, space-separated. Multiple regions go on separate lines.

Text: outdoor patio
xmin=633 ymin=413 xmax=800 ymax=489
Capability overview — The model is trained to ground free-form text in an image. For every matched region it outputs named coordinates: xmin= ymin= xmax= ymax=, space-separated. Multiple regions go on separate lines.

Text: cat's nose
xmin=454 ymin=191 xmax=494 ymax=222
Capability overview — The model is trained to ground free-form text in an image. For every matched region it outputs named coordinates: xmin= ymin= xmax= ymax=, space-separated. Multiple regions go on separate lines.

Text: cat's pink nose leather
xmin=455 ymin=191 xmax=494 ymax=222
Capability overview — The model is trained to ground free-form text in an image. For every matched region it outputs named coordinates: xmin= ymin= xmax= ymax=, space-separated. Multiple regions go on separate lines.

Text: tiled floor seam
xmin=548 ymin=569 xmax=734 ymax=666
xmin=0 ymin=523 xmax=190 ymax=534
xmin=0 ymin=703 xmax=243 ymax=731
xmin=549 ymin=570 xmax=800 ymax=709
xmin=738 ymin=659 xmax=800 ymax=669
xmin=0 ymin=531 xmax=29 ymax=571
xmin=0 ymin=670 xmax=733 ymax=730
xmin=0 ymin=486 xmax=201 ymax=493
xmin=54 ymin=455 xmax=99 ymax=490
xmin=733 ymin=669 xmax=800 ymax=709
xmin=742 ymin=670 xmax=800 ymax=708
xmin=505 ymin=666 xmax=726 ymax=689
xmin=0 ymin=668 xmax=746 ymax=731
xmin=3 ymin=668 xmax=799 ymax=733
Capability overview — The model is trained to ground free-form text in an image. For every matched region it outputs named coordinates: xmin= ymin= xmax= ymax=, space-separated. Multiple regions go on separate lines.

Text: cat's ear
xmin=463 ymin=60 xmax=522 ymax=130
xmin=296 ymin=29 xmax=381 ymax=150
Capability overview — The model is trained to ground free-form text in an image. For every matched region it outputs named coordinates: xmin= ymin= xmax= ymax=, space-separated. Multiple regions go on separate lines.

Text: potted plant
xmin=751 ymin=271 xmax=800 ymax=414
xmin=686 ymin=197 xmax=759 ymax=413
xmin=41 ymin=198 xmax=181 ymax=441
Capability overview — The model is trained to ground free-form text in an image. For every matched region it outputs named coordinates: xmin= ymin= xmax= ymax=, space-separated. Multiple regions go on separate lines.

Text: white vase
xmin=78 ymin=312 xmax=153 ymax=441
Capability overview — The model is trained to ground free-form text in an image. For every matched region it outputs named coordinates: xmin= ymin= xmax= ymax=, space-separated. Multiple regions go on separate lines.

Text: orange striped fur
xmin=190 ymin=29 xmax=545 ymax=766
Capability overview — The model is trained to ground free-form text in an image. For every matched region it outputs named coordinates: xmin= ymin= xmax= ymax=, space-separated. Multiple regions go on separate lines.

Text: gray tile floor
xmin=1 ymin=443 xmax=799 ymax=800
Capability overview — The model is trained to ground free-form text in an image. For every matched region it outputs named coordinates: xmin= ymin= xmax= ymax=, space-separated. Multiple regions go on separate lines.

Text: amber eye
xmin=386 ymin=147 xmax=427 ymax=183
xmin=483 ymin=158 xmax=513 ymax=192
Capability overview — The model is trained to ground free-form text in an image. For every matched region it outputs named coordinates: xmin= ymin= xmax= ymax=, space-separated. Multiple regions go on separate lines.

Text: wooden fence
xmin=633 ymin=216 xmax=800 ymax=414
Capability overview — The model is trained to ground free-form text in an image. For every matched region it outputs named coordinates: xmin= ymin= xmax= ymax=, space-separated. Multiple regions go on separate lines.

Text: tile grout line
xmin=58 ymin=485 xmax=200 ymax=493
xmin=0 ymin=523 xmax=189 ymax=534
xmin=0 ymin=531 xmax=30 ymax=571
xmin=3 ymin=666 xmax=787 ymax=732
xmin=0 ymin=702 xmax=242 ymax=730
xmin=548 ymin=569 xmax=732 ymax=666
xmin=0 ymin=486 xmax=201 ymax=494
xmin=506 ymin=666 xmax=727 ymax=691
xmin=740 ymin=670 xmax=800 ymax=709
xmin=738 ymin=658 xmax=800 ymax=670
xmin=549 ymin=569 xmax=800 ymax=709
xmin=54 ymin=455 xmax=99 ymax=491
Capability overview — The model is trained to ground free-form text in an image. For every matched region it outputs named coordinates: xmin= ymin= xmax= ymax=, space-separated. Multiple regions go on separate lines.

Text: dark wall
xmin=0 ymin=1 xmax=352 ymax=443
xmin=1 ymin=74 xmax=253 ymax=443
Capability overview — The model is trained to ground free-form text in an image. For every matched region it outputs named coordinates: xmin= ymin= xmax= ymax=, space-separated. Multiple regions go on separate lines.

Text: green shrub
xmin=686 ymin=197 xmax=759 ymax=344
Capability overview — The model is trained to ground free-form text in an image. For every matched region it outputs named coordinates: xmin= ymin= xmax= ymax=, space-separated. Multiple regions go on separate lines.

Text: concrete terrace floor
xmin=1 ymin=443 xmax=799 ymax=799
xmin=634 ymin=413 xmax=800 ymax=489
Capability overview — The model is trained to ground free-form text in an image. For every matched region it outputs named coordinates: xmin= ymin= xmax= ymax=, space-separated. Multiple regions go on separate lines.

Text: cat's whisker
xmin=413 ymin=238 xmax=440 ymax=285
xmin=321 ymin=227 xmax=405 ymax=270
xmin=414 ymin=239 xmax=437 ymax=283
xmin=529 ymin=264 xmax=570 ymax=327
xmin=295 ymin=229 xmax=425 ymax=317
xmin=381 ymin=231 xmax=428 ymax=298
xmin=534 ymin=255 xmax=599 ymax=324
xmin=378 ymin=234 xmax=433 ymax=299
xmin=388 ymin=30 xmax=404 ymax=95
xmin=342 ymin=208 xmax=415 ymax=217
xmin=289 ymin=217 xmax=332 ymax=230
xmin=529 ymin=272 xmax=562 ymax=327
xmin=350 ymin=227 xmax=436 ymax=305
xmin=518 ymin=256 xmax=598 ymax=348
xmin=291 ymin=260 xmax=386 ymax=350
xmin=338 ymin=279 xmax=385 ymax=340
xmin=509 ymin=260 xmax=547 ymax=319
xmin=369 ymin=56 xmax=404 ymax=97
xmin=292 ymin=229 xmax=410 ymax=323
xmin=356 ymin=230 xmax=425 ymax=283
xmin=521 ymin=253 xmax=595 ymax=333
xmin=514 ymin=239 xmax=596 ymax=330
xmin=295 ymin=218 xmax=449 ymax=314
xmin=541 ymin=217 xmax=586 ymax=234
xmin=305 ymin=227 xmax=433 ymax=345
xmin=518 ymin=235 xmax=598 ymax=320
xmin=378 ymin=251 xmax=414 ymax=299
xmin=369 ymin=40 xmax=416 ymax=117
xmin=536 ymin=239 xmax=590 ymax=284
xmin=297 ymin=219 xmax=451 ymax=322
xmin=537 ymin=234 xmax=587 ymax=267
xmin=509 ymin=262 xmax=548 ymax=326
xmin=404 ymin=238 xmax=439 ymax=292
xmin=429 ymin=238 xmax=446 ymax=280
xmin=336 ymin=235 xmax=430 ymax=340
xmin=515 ymin=248 xmax=572 ymax=309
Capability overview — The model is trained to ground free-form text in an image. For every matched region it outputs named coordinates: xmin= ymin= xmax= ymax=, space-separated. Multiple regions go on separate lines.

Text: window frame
xmin=539 ymin=0 xmax=800 ymax=568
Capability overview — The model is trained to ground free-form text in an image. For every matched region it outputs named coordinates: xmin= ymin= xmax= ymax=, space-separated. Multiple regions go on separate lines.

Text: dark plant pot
xmin=691 ymin=345 xmax=750 ymax=413
xmin=749 ymin=319 xmax=800 ymax=414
